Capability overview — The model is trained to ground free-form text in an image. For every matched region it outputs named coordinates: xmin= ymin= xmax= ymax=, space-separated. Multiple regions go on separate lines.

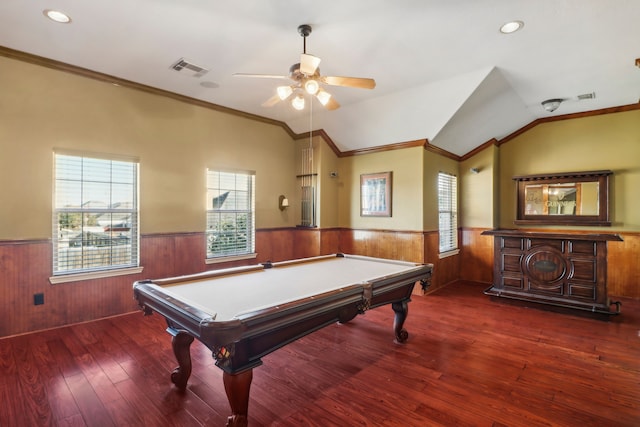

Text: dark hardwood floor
xmin=1 ymin=281 xmax=638 ymax=426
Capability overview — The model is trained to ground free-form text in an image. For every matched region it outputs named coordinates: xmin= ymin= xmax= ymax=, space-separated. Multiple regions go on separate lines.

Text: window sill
xmin=205 ymin=253 xmax=257 ymax=264
xmin=49 ymin=266 xmax=144 ymax=284
xmin=438 ymin=249 xmax=460 ymax=259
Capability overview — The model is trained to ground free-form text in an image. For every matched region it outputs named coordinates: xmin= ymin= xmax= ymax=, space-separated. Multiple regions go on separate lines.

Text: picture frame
xmin=360 ymin=172 xmax=392 ymax=217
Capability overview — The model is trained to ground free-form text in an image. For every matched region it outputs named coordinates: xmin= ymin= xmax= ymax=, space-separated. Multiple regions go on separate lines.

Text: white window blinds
xmin=206 ymin=169 xmax=256 ymax=258
xmin=53 ymin=153 xmax=139 ymax=274
xmin=438 ymin=172 xmax=458 ymax=253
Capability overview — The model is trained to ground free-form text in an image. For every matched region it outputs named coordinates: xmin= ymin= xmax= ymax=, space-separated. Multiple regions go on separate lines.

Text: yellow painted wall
xmin=498 ymin=110 xmax=640 ymax=231
xmin=0 ymin=56 xmax=298 ymax=240
xmin=338 ymin=146 xmax=424 ymax=230
xmin=460 ymin=145 xmax=498 ymax=228
xmin=5 ymin=53 xmax=637 ymax=243
xmin=317 ymin=137 xmax=340 ymax=228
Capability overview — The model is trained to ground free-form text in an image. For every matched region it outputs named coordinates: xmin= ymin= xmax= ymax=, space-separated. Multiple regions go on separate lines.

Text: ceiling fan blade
xmin=300 ymin=54 xmax=321 ymax=75
xmin=322 ymin=76 xmax=376 ymax=89
xmin=233 ymin=73 xmax=288 ymax=79
xmin=262 ymin=94 xmax=282 ymax=107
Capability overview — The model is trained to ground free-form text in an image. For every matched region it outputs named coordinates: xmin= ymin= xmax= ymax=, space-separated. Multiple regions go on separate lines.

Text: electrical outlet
xmin=34 ymin=293 xmax=44 ymax=305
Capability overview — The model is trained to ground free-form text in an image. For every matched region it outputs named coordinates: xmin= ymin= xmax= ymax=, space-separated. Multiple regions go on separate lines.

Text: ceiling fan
xmin=233 ymin=24 xmax=376 ymax=111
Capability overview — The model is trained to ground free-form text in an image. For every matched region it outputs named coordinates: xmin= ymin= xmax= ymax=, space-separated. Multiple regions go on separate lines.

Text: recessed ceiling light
xmin=500 ymin=20 xmax=523 ymax=34
xmin=43 ymin=9 xmax=72 ymax=24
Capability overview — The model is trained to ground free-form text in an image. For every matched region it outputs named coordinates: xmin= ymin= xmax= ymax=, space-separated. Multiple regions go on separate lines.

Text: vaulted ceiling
xmin=2 ymin=1 xmax=639 ymax=156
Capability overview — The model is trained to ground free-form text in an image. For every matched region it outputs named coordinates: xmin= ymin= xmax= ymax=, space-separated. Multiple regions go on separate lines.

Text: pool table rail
xmin=133 ymin=280 xmax=245 ymax=345
xmin=368 ymin=266 xmax=432 ymax=308
xmin=220 ymin=283 xmax=366 ymax=373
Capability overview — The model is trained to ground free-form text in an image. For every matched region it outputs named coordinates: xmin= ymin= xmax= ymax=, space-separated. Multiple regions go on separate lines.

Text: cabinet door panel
xmin=502 ymin=254 xmax=522 ymax=272
xmin=571 ymin=259 xmax=596 ymax=282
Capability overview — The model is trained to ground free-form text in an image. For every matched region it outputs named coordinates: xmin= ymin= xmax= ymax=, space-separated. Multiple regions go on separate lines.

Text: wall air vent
xmin=170 ymin=58 xmax=209 ymax=77
xmin=577 ymin=92 xmax=596 ymax=100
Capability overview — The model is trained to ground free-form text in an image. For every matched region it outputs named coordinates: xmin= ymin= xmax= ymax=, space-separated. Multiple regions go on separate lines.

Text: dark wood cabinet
xmin=482 ymin=229 xmax=623 ymax=315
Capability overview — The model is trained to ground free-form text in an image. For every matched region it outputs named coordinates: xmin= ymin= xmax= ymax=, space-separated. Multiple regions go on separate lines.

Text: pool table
xmin=133 ymin=253 xmax=432 ymax=426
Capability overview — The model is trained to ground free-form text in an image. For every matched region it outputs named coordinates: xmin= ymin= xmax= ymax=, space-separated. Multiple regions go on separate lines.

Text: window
xmin=53 ymin=153 xmax=139 ymax=275
xmin=206 ymin=169 xmax=255 ymax=259
xmin=438 ymin=172 xmax=458 ymax=254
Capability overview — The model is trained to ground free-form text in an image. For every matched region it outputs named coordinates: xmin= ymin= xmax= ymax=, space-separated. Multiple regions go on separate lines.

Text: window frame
xmin=437 ymin=171 xmax=459 ymax=257
xmin=205 ymin=168 xmax=256 ymax=262
xmin=51 ymin=151 xmax=141 ymax=282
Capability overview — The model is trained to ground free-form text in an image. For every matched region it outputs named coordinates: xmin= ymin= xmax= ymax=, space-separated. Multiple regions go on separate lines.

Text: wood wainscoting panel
xmin=337 ymin=229 xmax=460 ymax=293
xmin=174 ymin=233 xmax=207 ymax=275
xmin=1 ymin=232 xmax=258 ymax=338
xmin=0 ymin=239 xmax=141 ymax=338
xmin=140 ymin=233 xmax=178 ymax=279
xmin=291 ymin=227 xmax=321 ymax=259
xmin=141 ymin=232 xmax=210 ymax=278
xmin=256 ymin=228 xmax=296 ymax=263
xmin=320 ymin=228 xmax=341 ymax=255
xmin=338 ymin=229 xmax=425 ymax=263
xmin=395 ymin=231 xmax=426 ymax=262
xmin=460 ymin=227 xmax=494 ymax=284
xmin=423 ymin=230 xmax=460 ymax=292
xmin=608 ymin=232 xmax=639 ymax=298
xmin=0 ymin=240 xmax=52 ymax=337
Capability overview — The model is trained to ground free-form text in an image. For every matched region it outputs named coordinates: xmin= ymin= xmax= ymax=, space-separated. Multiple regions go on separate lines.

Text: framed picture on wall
xmin=361 ymin=171 xmax=392 ymax=217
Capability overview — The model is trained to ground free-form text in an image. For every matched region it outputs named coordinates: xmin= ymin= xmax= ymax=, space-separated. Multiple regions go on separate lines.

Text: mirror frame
xmin=514 ymin=170 xmax=612 ymax=226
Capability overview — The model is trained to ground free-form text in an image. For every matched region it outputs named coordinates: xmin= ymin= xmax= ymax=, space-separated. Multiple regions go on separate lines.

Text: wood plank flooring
xmin=1 ymin=281 xmax=638 ymax=426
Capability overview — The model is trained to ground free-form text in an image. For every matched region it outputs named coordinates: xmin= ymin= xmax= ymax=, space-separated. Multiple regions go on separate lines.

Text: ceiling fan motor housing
xmin=289 ymin=63 xmax=319 ymax=81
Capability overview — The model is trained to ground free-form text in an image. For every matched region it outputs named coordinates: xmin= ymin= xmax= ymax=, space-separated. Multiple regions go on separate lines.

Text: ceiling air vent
xmin=577 ymin=92 xmax=595 ymax=100
xmin=171 ymin=58 xmax=209 ymax=77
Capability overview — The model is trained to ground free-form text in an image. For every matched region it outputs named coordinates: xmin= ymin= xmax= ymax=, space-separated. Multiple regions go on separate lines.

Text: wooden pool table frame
xmin=133 ymin=254 xmax=432 ymax=426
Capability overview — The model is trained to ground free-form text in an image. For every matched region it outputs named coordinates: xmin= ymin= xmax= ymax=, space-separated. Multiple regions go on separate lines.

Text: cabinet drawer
xmin=568 ymin=283 xmax=597 ymax=300
xmin=569 ymin=241 xmax=596 ymax=256
xmin=501 ymin=275 xmax=523 ymax=290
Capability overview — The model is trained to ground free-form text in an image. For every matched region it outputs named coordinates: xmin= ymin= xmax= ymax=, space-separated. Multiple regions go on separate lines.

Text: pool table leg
xmin=170 ymin=331 xmax=194 ymax=390
xmin=392 ymin=300 xmax=409 ymax=343
xmin=223 ymin=369 xmax=253 ymax=427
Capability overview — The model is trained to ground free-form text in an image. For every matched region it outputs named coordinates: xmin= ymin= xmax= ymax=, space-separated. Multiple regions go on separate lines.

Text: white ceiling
xmin=2 ymin=0 xmax=639 ymax=156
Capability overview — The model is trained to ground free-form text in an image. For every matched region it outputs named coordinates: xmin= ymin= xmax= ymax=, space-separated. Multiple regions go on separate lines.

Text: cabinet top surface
xmin=481 ymin=229 xmax=623 ymax=242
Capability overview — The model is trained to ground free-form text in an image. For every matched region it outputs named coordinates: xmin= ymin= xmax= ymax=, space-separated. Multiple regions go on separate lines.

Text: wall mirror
xmin=514 ymin=170 xmax=612 ymax=226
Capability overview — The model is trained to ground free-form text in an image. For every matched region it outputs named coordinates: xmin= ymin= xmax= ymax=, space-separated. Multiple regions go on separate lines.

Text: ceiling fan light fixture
xmin=541 ymin=98 xmax=563 ymax=112
xmin=316 ymin=89 xmax=332 ymax=106
xmin=277 ymin=85 xmax=293 ymax=100
xmin=291 ymin=94 xmax=305 ymax=110
xmin=300 ymin=54 xmax=321 ymax=76
xmin=304 ymin=79 xmax=320 ymax=95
